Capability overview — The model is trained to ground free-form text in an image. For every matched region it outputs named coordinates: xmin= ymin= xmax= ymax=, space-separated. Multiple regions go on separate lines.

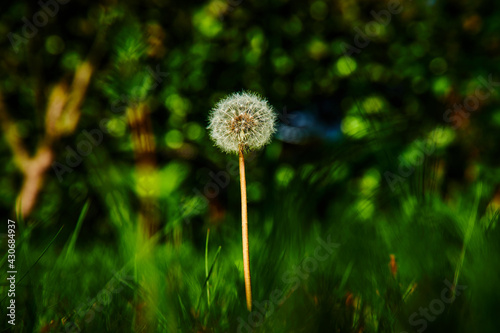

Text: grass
xmin=1 ymin=158 xmax=499 ymax=333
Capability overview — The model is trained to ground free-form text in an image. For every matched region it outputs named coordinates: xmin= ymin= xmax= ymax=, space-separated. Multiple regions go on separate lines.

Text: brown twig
xmin=0 ymin=60 xmax=94 ymax=218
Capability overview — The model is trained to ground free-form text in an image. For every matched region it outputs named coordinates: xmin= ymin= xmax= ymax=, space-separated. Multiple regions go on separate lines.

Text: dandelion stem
xmin=239 ymin=146 xmax=252 ymax=311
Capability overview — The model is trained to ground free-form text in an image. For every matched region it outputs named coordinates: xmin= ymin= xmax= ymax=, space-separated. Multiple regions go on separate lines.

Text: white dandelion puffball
xmin=208 ymin=91 xmax=277 ymax=154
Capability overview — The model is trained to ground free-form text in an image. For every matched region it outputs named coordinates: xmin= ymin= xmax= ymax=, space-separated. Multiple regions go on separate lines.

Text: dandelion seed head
xmin=208 ymin=91 xmax=277 ymax=154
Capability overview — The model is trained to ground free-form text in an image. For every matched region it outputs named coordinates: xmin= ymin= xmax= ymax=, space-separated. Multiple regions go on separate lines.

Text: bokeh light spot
xmin=165 ymin=130 xmax=184 ymax=149
xmin=432 ymin=77 xmax=452 ymax=97
xmin=185 ymin=122 xmax=204 ymax=141
xmin=429 ymin=57 xmax=448 ymax=75
xmin=341 ymin=115 xmax=369 ymax=138
xmin=46 ymin=35 xmax=65 ymax=55
xmin=106 ymin=118 xmax=127 ymax=137
xmin=275 ymin=165 xmax=295 ymax=187
xmin=310 ymin=1 xmax=328 ymax=21
xmin=336 ymin=57 xmax=357 ymax=76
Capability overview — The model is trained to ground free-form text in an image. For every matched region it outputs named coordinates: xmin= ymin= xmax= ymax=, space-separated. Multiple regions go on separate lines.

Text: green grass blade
xmin=65 ymin=199 xmax=91 ymax=262
xmin=205 ymin=228 xmax=210 ymax=308
xmin=197 ymin=245 xmax=221 ymax=311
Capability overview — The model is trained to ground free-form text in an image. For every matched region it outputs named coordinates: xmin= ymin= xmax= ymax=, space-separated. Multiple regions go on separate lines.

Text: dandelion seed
xmin=208 ymin=91 xmax=277 ymax=154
